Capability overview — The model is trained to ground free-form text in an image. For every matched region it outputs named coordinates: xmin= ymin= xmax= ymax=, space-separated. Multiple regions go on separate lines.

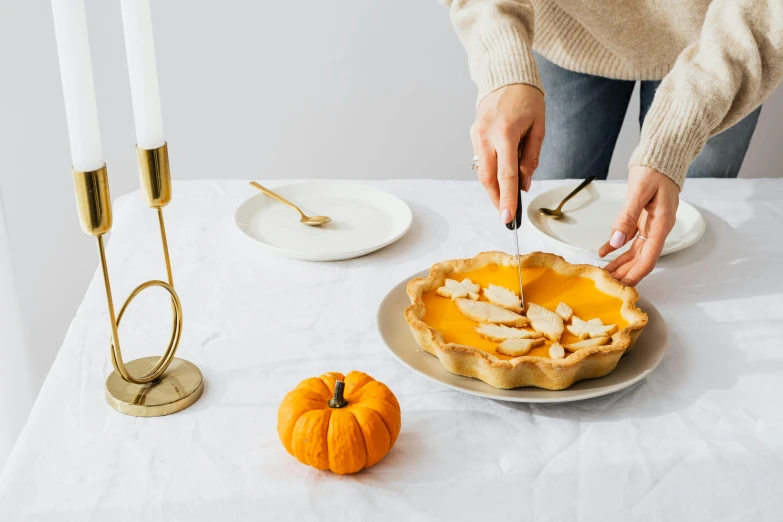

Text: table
xmin=1 ymin=179 xmax=781 ymax=521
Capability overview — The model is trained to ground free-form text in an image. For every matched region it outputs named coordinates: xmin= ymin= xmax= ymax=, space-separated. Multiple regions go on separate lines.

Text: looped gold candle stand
xmin=73 ymin=143 xmax=203 ymax=417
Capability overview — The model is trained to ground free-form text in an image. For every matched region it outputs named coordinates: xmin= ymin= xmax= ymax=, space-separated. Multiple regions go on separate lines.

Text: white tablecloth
xmin=1 ymin=179 xmax=782 ymax=521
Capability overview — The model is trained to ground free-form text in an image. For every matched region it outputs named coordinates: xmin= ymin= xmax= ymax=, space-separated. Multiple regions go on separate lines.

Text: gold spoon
xmin=538 ymin=176 xmax=596 ymax=219
xmin=249 ymin=181 xmax=332 ymax=226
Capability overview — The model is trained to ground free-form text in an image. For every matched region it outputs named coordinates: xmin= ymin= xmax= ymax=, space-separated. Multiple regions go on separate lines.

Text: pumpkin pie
xmin=404 ymin=252 xmax=648 ymax=390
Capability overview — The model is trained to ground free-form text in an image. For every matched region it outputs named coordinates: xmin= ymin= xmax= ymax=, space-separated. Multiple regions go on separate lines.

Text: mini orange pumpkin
xmin=277 ymin=371 xmax=401 ymax=474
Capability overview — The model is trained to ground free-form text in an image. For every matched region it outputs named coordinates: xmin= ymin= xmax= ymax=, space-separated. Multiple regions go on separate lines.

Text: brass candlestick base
xmin=73 ymin=142 xmax=203 ymax=417
xmin=105 ymin=356 xmax=203 ymax=417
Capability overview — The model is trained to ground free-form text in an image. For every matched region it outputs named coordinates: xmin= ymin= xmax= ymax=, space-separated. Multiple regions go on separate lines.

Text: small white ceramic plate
xmin=526 ymin=182 xmax=706 ymax=261
xmin=378 ymin=269 xmax=668 ymax=403
xmin=235 ymin=181 xmax=413 ymax=261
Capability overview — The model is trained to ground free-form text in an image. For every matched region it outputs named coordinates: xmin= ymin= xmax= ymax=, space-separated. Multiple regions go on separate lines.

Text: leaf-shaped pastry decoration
xmin=566 ymin=316 xmax=618 ymax=340
xmin=526 ymin=302 xmax=564 ymax=342
xmin=436 ymin=278 xmax=480 ymax=301
xmin=563 ymin=336 xmax=611 ymax=351
xmin=555 ymin=302 xmax=573 ymax=322
xmin=475 ymin=323 xmax=542 ymax=342
xmin=496 ymin=338 xmax=545 ymax=357
xmin=482 ymin=284 xmax=523 ymax=313
xmin=455 ymin=299 xmax=528 ymax=327
xmin=548 ymin=342 xmax=565 ymax=359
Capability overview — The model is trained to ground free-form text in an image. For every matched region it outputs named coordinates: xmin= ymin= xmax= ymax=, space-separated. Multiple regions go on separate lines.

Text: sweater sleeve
xmin=629 ymin=0 xmax=783 ymax=188
xmin=444 ymin=0 xmax=543 ymax=104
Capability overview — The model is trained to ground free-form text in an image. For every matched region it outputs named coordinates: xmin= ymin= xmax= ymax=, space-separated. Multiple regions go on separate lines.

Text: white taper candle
xmin=120 ymin=0 xmax=165 ymax=150
xmin=51 ymin=0 xmax=104 ymax=172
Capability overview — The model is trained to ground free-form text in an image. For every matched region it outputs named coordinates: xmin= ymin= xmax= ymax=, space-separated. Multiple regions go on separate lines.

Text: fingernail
xmin=500 ymin=208 xmax=511 ymax=224
xmin=523 ymin=176 xmax=532 ymax=192
xmin=610 ymin=231 xmax=626 ymax=248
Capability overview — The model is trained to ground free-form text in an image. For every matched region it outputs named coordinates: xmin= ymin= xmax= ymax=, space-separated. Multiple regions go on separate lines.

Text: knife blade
xmin=505 ymin=189 xmax=524 ymax=306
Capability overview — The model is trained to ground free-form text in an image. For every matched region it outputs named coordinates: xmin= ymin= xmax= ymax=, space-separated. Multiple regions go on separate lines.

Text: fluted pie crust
xmin=404 ymin=252 xmax=648 ymax=390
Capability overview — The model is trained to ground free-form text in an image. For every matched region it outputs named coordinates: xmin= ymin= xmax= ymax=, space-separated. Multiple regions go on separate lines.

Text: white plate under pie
xmin=526 ymin=182 xmax=706 ymax=261
xmin=235 ymin=181 xmax=413 ymax=261
xmin=378 ymin=269 xmax=668 ymax=403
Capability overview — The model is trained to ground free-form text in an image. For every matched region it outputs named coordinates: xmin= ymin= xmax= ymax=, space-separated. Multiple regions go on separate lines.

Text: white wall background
xmin=0 ymin=197 xmax=36 ymax=471
xmin=0 ymin=0 xmax=781 ymax=467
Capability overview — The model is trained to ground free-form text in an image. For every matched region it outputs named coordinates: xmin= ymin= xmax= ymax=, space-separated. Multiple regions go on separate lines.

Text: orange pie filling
xmin=422 ymin=264 xmax=629 ymax=360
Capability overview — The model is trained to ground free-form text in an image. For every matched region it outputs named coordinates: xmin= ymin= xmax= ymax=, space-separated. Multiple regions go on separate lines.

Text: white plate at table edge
xmin=526 ymin=182 xmax=706 ymax=261
xmin=234 ymin=181 xmax=413 ymax=261
xmin=378 ymin=269 xmax=668 ymax=403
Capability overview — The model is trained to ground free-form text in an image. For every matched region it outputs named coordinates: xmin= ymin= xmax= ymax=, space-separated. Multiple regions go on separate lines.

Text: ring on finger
xmin=636 ymin=234 xmax=648 ymax=241
xmin=471 ymin=155 xmax=479 ymax=170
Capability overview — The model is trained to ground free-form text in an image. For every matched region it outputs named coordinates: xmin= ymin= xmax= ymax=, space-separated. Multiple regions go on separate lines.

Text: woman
xmin=446 ymin=0 xmax=782 ymax=285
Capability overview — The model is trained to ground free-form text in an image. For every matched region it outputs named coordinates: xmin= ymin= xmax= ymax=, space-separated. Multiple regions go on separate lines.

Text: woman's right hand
xmin=470 ymin=84 xmax=545 ymax=224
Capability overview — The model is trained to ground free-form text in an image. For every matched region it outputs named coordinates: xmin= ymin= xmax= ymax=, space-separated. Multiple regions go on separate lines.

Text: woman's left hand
xmin=598 ymin=165 xmax=680 ymax=286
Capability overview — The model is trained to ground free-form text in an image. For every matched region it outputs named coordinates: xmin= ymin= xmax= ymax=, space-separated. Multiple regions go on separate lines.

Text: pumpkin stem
xmin=328 ymin=380 xmax=349 ymax=409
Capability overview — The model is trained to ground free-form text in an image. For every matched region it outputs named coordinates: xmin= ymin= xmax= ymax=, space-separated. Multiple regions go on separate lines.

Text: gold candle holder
xmin=73 ymin=142 xmax=203 ymax=417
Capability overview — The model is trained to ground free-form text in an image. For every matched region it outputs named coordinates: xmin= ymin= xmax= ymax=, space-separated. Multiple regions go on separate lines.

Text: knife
xmin=505 ymin=189 xmax=524 ymax=306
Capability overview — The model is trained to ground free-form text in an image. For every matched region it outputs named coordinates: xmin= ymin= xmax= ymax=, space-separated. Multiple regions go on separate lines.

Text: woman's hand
xmin=599 ymin=166 xmax=680 ymax=286
xmin=471 ymin=84 xmax=545 ymax=224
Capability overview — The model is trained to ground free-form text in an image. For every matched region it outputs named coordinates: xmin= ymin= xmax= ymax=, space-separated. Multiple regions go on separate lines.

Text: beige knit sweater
xmin=446 ymin=0 xmax=783 ymax=187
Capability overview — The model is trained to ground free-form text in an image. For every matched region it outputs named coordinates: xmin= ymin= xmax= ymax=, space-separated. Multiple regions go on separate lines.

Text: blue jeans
xmin=533 ymin=52 xmax=762 ymax=180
